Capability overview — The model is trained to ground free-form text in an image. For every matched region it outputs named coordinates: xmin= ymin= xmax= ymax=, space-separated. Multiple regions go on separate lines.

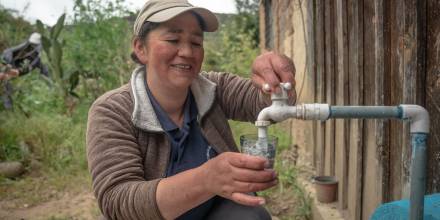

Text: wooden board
xmin=324 ymin=0 xmax=335 ymax=176
xmin=334 ymin=0 xmax=349 ymax=210
xmin=400 ymin=0 xmax=424 ymax=198
xmin=388 ymin=0 xmax=405 ymax=201
xmin=313 ymin=0 xmax=326 ymax=176
xmin=347 ymin=0 xmax=364 ymax=218
xmin=426 ymin=0 xmax=440 ymax=194
xmin=362 ymin=0 xmax=388 ymax=218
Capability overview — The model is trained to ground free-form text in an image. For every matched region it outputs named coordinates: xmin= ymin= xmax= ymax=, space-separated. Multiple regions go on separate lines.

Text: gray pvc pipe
xmin=410 ymin=133 xmax=428 ymax=220
xmin=329 ymin=106 xmax=402 ymax=119
xmin=328 ymin=105 xmax=426 ymax=220
xmin=256 ymin=103 xmax=429 ymax=220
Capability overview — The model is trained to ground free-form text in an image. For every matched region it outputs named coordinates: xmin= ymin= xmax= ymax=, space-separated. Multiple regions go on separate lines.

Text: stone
xmin=0 ymin=161 xmax=25 ymax=178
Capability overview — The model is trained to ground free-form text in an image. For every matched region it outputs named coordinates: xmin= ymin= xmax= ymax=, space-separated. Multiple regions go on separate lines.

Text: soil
xmin=0 ymin=136 xmax=308 ymax=220
xmin=0 ymin=189 xmax=99 ymax=220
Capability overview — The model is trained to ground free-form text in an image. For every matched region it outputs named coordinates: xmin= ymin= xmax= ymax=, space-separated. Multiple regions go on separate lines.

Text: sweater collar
xmin=130 ymin=66 xmax=217 ymax=132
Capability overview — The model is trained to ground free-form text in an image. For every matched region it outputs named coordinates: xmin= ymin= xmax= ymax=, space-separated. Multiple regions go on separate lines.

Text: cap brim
xmin=148 ymin=7 xmax=218 ymax=32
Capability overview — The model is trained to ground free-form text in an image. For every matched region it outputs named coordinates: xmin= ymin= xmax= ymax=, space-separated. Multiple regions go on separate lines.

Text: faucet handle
xmin=271 ymin=82 xmax=291 ymax=102
xmin=263 ymin=82 xmax=292 ymax=93
xmin=280 ymin=82 xmax=292 ymax=91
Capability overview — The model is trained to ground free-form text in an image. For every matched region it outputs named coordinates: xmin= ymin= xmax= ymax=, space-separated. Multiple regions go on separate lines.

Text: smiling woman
xmin=86 ymin=0 xmax=296 ymax=220
xmin=133 ymin=12 xmax=206 ymax=103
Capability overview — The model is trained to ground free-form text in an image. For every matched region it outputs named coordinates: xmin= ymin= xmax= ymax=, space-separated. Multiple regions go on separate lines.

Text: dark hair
xmin=131 ymin=22 xmax=161 ymax=65
xmin=190 ymin=11 xmax=206 ymax=31
xmin=130 ymin=12 xmax=206 ymax=65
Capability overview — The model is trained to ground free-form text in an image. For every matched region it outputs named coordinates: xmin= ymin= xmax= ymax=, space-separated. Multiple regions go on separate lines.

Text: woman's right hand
xmin=201 ymin=152 xmax=278 ymax=206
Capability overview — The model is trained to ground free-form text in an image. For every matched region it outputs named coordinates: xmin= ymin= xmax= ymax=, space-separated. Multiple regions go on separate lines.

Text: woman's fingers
xmin=228 ymin=153 xmax=268 ymax=170
xmin=252 ymin=56 xmax=281 ymax=92
xmin=232 ymin=167 xmax=277 ymax=183
xmin=230 ymin=192 xmax=266 ymax=206
xmin=270 ymin=54 xmax=296 ymax=86
xmin=233 ymin=179 xmax=278 ymax=193
xmin=203 ymin=153 xmax=278 ymax=204
xmin=251 ymin=51 xmax=296 ymax=94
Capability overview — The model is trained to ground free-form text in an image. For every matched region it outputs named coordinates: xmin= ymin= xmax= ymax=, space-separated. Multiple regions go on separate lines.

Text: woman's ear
xmin=132 ymin=38 xmax=148 ymax=64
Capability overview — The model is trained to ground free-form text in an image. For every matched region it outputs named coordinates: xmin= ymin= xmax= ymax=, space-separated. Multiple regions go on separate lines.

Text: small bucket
xmin=312 ymin=176 xmax=338 ymax=203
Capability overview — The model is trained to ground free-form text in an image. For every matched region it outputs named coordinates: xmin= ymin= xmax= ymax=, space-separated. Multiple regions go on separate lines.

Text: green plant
xmin=0 ymin=5 xmax=34 ymax=51
xmin=36 ymin=14 xmax=80 ymax=107
xmin=62 ymin=0 xmax=133 ymax=98
xmin=202 ymin=0 xmax=260 ymax=76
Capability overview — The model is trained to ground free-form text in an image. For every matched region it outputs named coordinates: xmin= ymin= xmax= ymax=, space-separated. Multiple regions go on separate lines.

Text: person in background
xmin=0 ymin=32 xmax=49 ymax=108
xmin=86 ymin=0 xmax=296 ymax=219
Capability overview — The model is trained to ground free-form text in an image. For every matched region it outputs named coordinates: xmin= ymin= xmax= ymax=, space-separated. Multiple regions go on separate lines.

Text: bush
xmin=63 ymin=0 xmax=134 ymax=98
xmin=0 ymin=110 xmax=88 ymax=173
xmin=202 ymin=0 xmax=259 ymax=76
xmin=0 ymin=5 xmax=34 ymax=51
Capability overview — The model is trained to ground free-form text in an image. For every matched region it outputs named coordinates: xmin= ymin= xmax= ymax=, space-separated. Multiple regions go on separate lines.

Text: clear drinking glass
xmin=239 ymin=134 xmax=278 ymax=169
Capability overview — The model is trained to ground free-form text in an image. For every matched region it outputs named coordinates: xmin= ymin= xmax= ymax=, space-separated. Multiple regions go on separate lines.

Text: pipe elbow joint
xmin=257 ymin=106 xmax=297 ymax=123
xmin=400 ymin=105 xmax=430 ymax=133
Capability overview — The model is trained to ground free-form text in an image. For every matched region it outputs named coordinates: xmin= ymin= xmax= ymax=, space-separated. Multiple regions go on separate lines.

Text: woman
xmin=86 ymin=0 xmax=296 ymax=219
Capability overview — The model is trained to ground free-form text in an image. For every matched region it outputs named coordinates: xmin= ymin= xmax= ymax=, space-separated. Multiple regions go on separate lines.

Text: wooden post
xmin=362 ymin=0 xmax=388 ymax=218
xmin=334 ymin=0 xmax=349 ymax=210
xmin=314 ymin=0 xmax=326 ymax=176
xmin=324 ymin=0 xmax=336 ymax=177
xmin=388 ymin=0 xmax=405 ymax=201
xmin=347 ymin=0 xmax=364 ymax=218
xmin=426 ymin=0 xmax=440 ymax=194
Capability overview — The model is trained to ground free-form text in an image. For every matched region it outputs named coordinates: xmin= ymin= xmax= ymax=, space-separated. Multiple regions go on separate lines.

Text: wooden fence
xmin=259 ymin=0 xmax=440 ymax=219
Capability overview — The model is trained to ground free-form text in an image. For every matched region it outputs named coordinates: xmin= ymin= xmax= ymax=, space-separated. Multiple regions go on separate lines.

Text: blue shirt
xmin=145 ymin=82 xmax=218 ymax=219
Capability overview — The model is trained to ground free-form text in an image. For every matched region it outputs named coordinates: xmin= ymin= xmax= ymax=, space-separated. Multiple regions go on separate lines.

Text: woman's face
xmin=140 ymin=12 xmax=204 ymax=91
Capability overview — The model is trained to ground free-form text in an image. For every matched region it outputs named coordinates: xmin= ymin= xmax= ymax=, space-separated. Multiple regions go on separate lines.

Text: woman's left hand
xmin=251 ymin=51 xmax=296 ymax=95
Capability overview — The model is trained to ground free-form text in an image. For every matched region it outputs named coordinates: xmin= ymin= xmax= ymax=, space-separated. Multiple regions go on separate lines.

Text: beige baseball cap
xmin=133 ymin=0 xmax=219 ymax=35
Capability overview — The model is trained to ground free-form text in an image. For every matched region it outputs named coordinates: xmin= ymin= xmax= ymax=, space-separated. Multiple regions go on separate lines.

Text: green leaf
xmin=69 ymin=91 xmax=80 ymax=98
xmin=51 ymin=40 xmax=63 ymax=77
xmin=36 ymin=20 xmax=45 ymax=35
xmin=41 ymin=35 xmax=52 ymax=50
xmin=68 ymin=71 xmax=80 ymax=92
xmin=52 ymin=40 xmax=63 ymax=64
xmin=41 ymin=36 xmax=51 ymax=54
xmin=52 ymin=14 xmax=66 ymax=39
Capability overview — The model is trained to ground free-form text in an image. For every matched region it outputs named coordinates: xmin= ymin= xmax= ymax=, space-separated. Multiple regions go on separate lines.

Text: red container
xmin=312 ymin=176 xmax=338 ymax=203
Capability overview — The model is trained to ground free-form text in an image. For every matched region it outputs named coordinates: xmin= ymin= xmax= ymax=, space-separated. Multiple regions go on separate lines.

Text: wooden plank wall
xmin=324 ymin=0 xmax=335 ymax=178
xmin=334 ymin=0 xmax=349 ymax=211
xmin=260 ymin=0 xmax=439 ymax=219
xmin=346 ymin=0 xmax=363 ymax=219
xmin=426 ymin=0 xmax=440 ymax=194
xmin=313 ymin=0 xmax=326 ymax=177
xmin=362 ymin=1 xmax=388 ymax=218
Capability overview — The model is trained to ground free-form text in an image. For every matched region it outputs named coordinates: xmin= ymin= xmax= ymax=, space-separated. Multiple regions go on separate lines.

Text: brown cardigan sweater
xmin=86 ymin=66 xmax=294 ymax=220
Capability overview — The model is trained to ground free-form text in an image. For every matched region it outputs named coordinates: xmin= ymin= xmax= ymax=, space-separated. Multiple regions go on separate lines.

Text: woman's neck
xmin=146 ymin=74 xmax=188 ymax=126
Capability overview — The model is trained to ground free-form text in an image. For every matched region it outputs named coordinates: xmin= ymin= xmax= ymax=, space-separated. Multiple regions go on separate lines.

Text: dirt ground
xmin=0 ymin=190 xmax=289 ymax=220
xmin=0 ymin=190 xmax=100 ymax=220
xmin=0 ymin=143 xmax=308 ymax=220
xmin=0 ymin=186 xmax=298 ymax=220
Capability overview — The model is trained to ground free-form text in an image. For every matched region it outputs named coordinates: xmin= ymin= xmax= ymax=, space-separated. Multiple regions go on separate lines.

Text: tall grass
xmin=0 ymin=108 xmax=88 ymax=173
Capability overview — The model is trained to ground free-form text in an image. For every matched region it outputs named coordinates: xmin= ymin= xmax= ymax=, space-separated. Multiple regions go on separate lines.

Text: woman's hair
xmin=130 ymin=12 xmax=206 ymax=65
xmin=131 ymin=22 xmax=160 ymax=65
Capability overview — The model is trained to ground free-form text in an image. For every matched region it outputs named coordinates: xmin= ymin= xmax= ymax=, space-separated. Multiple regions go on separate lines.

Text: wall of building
xmin=259 ymin=0 xmax=440 ymax=219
